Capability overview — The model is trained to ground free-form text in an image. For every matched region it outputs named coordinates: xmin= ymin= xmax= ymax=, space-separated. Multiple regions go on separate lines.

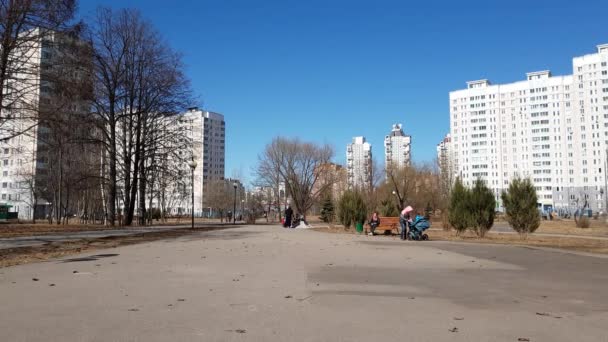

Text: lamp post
xmin=392 ymin=190 xmax=401 ymax=210
xmin=233 ymin=182 xmax=237 ymax=224
xmin=241 ymin=199 xmax=245 ymax=221
xmin=188 ymin=158 xmax=197 ymax=229
xmin=604 ymin=146 xmax=608 ymax=221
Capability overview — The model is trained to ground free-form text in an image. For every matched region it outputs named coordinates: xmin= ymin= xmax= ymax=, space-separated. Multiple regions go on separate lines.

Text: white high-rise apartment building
xmin=436 ymin=133 xmax=454 ymax=173
xmin=201 ymin=110 xmax=225 ymax=209
xmin=346 ymin=136 xmax=372 ymax=189
xmin=167 ymin=107 xmax=225 ymax=216
xmin=384 ymin=124 xmax=411 ymax=173
xmin=0 ymin=29 xmax=83 ymax=219
xmin=449 ymin=44 xmax=608 ymax=213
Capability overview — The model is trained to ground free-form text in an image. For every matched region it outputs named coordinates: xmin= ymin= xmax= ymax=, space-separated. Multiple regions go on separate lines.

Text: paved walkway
xmin=1 ymin=224 xmax=607 ymax=341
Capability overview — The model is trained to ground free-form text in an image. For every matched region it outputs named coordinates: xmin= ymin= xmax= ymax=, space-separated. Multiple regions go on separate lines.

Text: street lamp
xmin=188 ymin=158 xmax=197 ymax=229
xmin=392 ymin=190 xmax=401 ymax=210
xmin=233 ymin=182 xmax=237 ymax=224
xmin=241 ymin=199 xmax=245 ymax=221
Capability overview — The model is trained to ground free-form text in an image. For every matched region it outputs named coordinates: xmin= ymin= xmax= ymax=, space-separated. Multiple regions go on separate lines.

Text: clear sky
xmin=79 ymin=0 xmax=608 ymax=185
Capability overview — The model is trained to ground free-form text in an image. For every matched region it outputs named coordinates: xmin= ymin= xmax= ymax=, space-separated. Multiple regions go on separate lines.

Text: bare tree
xmin=254 ymin=144 xmax=285 ymax=222
xmin=0 ymin=0 xmax=79 ymax=141
xmin=14 ymin=157 xmax=40 ymax=222
xmin=385 ymin=165 xmax=417 ymax=210
xmin=257 ymin=137 xmax=334 ymax=219
xmin=88 ymin=7 xmax=192 ymax=226
xmin=206 ymin=179 xmax=234 ymax=222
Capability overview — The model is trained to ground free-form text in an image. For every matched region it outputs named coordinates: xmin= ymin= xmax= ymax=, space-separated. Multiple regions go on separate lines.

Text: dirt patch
xmin=0 ymin=226 xmax=231 ymax=268
xmin=0 ymin=219 xmax=235 ymax=238
xmin=431 ymin=230 xmax=608 ymax=255
xmin=0 ymin=224 xmax=120 ymax=238
xmin=312 ymin=226 xmax=608 ymax=255
xmin=535 ymin=219 xmax=608 ymax=237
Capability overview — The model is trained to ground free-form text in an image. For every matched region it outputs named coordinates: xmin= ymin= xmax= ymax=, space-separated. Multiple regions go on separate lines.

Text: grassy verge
xmin=0 ymin=220 xmax=237 ymax=238
xmin=0 ymin=226 xmax=229 ymax=268
xmin=313 ymin=225 xmax=608 ymax=255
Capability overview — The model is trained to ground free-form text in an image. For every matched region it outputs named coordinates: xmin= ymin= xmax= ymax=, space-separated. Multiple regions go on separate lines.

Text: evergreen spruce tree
xmin=425 ymin=202 xmax=433 ymax=219
xmin=320 ymin=193 xmax=335 ymax=223
xmin=469 ymin=179 xmax=496 ymax=237
xmin=379 ymin=198 xmax=398 ymax=217
xmin=501 ymin=177 xmax=540 ymax=238
xmin=448 ymin=178 xmax=471 ymax=235
xmin=338 ymin=190 xmax=367 ymax=229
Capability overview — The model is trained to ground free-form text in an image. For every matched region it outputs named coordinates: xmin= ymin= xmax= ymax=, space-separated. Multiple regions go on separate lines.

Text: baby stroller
xmin=408 ymin=215 xmax=430 ymax=241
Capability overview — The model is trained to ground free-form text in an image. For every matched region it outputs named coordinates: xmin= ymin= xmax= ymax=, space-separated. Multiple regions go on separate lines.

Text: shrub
xmin=379 ymin=198 xmax=399 ymax=217
xmin=501 ymin=177 xmax=540 ymax=238
xmin=448 ymin=178 xmax=472 ymax=236
xmin=577 ymin=215 xmax=591 ymax=228
xmin=147 ymin=208 xmax=161 ymax=221
xmin=319 ymin=194 xmax=335 ymax=223
xmin=338 ymin=190 xmax=367 ymax=229
xmin=469 ymin=179 xmax=496 ymax=238
xmin=424 ymin=202 xmax=433 ymax=219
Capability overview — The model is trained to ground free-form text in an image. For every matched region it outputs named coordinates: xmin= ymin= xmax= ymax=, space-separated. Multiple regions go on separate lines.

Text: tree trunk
xmin=138 ymin=155 xmax=146 ymax=226
xmin=100 ymin=149 xmax=108 ymax=226
xmin=109 ymin=121 xmax=117 ymax=226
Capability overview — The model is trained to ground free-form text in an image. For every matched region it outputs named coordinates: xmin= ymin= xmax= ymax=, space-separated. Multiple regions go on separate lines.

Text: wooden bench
xmin=366 ymin=216 xmax=401 ymax=235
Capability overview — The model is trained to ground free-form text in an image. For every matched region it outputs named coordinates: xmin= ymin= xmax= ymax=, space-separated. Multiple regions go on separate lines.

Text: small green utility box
xmin=0 ymin=204 xmax=12 ymax=222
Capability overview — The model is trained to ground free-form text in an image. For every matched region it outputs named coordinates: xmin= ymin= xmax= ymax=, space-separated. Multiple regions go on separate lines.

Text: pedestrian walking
xmin=284 ymin=205 xmax=293 ymax=228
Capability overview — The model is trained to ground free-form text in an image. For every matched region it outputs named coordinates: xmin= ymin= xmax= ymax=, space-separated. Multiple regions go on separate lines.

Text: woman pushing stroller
xmin=399 ymin=206 xmax=430 ymax=240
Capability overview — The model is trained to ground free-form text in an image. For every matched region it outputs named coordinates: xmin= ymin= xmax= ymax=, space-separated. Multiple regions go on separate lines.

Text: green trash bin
xmin=355 ymin=222 xmax=364 ymax=234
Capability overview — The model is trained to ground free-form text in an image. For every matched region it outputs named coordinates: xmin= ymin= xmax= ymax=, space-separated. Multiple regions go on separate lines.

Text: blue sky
xmin=79 ymin=0 xmax=608 ymax=185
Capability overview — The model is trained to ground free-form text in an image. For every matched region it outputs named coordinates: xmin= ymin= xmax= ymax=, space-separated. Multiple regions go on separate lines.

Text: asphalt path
xmin=1 ymin=224 xmax=607 ymax=341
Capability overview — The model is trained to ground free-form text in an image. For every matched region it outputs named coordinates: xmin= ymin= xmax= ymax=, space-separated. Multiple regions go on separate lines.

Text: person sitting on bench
xmin=368 ymin=212 xmax=381 ymax=236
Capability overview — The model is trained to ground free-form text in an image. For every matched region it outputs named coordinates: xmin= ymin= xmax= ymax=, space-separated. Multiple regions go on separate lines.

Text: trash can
xmin=355 ymin=222 xmax=364 ymax=233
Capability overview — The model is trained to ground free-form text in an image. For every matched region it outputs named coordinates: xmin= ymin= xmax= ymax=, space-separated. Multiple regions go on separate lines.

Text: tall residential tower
xmin=169 ymin=107 xmax=225 ymax=216
xmin=449 ymin=44 xmax=608 ymax=213
xmin=384 ymin=124 xmax=411 ymax=173
xmin=346 ymin=136 xmax=372 ymax=189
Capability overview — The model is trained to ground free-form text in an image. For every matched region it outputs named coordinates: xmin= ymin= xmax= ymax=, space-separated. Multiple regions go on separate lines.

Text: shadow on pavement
xmin=180 ymin=229 xmax=263 ymax=242
xmin=60 ymin=253 xmax=120 ymax=263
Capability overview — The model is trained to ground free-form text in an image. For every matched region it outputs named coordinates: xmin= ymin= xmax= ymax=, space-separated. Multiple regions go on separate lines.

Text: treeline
xmin=255 ymin=137 xmax=542 ymax=239
xmin=0 ymin=1 xmax=194 ymax=225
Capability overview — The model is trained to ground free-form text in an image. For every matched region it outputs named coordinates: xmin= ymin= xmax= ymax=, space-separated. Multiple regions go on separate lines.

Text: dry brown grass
xmin=535 ymin=219 xmax=608 ymax=236
xmin=430 ymin=230 xmax=608 ymax=255
xmin=0 ymin=226 xmax=230 ymax=268
xmin=418 ymin=216 xmax=608 ymax=237
xmin=0 ymin=218 xmax=231 ymax=238
xmin=312 ymin=225 xmax=608 ymax=255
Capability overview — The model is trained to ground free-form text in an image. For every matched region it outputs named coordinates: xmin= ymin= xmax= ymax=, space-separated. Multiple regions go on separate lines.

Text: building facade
xmin=165 ymin=107 xmax=225 ymax=216
xmin=436 ymin=133 xmax=454 ymax=173
xmin=0 ymin=29 xmax=86 ymax=220
xmin=384 ymin=124 xmax=411 ymax=174
xmin=449 ymin=44 xmax=608 ymax=213
xmin=201 ymin=110 xmax=225 ymax=210
xmin=346 ymin=136 xmax=372 ymax=189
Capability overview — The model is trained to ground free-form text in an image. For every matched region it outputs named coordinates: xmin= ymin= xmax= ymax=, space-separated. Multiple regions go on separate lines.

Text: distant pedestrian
xmin=400 ymin=206 xmax=414 ymax=240
xmin=284 ymin=205 xmax=293 ymax=228
xmin=368 ymin=212 xmax=380 ymax=236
